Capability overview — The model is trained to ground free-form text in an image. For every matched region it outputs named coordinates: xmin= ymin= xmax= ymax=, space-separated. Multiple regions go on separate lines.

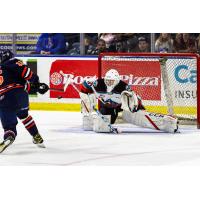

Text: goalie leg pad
xmin=82 ymin=114 xmax=94 ymax=131
xmin=122 ymin=110 xmax=178 ymax=133
xmin=92 ymin=113 xmax=111 ymax=133
xmin=80 ymin=92 xmax=96 ymax=114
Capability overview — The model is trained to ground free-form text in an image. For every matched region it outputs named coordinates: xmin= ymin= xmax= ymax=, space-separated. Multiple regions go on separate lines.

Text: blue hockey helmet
xmin=0 ymin=50 xmax=14 ymax=64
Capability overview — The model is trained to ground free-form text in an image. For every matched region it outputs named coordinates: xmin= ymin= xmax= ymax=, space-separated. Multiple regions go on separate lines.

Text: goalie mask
xmin=104 ymin=69 xmax=120 ymax=92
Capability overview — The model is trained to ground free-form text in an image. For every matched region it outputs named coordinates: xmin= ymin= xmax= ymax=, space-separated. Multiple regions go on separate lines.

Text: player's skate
xmin=0 ymin=135 xmax=15 ymax=153
xmin=33 ymin=133 xmax=45 ymax=148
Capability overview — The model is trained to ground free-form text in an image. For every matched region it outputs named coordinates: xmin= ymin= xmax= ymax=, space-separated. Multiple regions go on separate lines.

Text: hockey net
xmin=98 ymin=53 xmax=200 ymax=127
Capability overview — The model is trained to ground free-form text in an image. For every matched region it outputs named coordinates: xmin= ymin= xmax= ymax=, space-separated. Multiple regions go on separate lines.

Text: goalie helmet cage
xmin=98 ymin=52 xmax=200 ymax=128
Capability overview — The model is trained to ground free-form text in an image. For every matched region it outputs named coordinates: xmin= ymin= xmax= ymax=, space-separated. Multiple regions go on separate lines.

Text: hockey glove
xmin=38 ymin=83 xmax=49 ymax=94
xmin=29 ymin=82 xmax=40 ymax=94
xmin=121 ymin=90 xmax=139 ymax=112
xmin=85 ymin=76 xmax=97 ymax=87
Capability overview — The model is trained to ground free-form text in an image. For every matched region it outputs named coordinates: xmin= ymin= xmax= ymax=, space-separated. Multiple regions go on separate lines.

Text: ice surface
xmin=0 ymin=111 xmax=200 ymax=166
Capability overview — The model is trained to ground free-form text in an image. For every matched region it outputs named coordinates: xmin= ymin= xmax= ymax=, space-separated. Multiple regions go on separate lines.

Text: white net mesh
xmin=99 ymin=54 xmax=198 ymax=123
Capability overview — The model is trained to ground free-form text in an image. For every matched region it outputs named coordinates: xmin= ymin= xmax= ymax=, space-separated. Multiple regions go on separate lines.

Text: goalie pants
xmin=99 ymin=105 xmax=122 ymax=124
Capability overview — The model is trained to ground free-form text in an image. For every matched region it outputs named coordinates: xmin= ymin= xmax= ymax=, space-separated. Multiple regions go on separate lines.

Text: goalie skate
xmin=0 ymin=136 xmax=15 ymax=153
xmin=162 ymin=115 xmax=179 ymax=133
xmin=33 ymin=133 xmax=45 ymax=148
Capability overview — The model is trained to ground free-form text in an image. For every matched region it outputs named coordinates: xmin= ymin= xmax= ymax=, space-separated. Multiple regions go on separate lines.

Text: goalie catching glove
xmin=121 ymin=90 xmax=144 ymax=112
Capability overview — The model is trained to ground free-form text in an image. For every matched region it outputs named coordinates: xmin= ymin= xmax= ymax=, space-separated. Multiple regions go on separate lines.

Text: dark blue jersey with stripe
xmin=0 ymin=58 xmax=39 ymax=109
xmin=0 ymin=58 xmax=26 ymax=87
xmin=0 ymin=58 xmax=38 ymax=95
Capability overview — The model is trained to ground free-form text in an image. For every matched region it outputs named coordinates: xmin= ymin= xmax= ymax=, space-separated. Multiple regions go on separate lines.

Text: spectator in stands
xmin=155 ymin=33 xmax=174 ymax=53
xmin=88 ymin=39 xmax=108 ymax=55
xmin=64 ymin=33 xmax=79 ymax=50
xmin=114 ymin=40 xmax=128 ymax=52
xmin=126 ymin=34 xmax=140 ymax=52
xmin=196 ymin=34 xmax=200 ymax=54
xmin=99 ymin=33 xmax=117 ymax=48
xmin=66 ymin=43 xmax=80 ymax=55
xmin=101 ymin=33 xmax=137 ymax=53
xmin=133 ymin=36 xmax=150 ymax=52
xmin=84 ymin=36 xmax=95 ymax=54
xmin=36 ymin=33 xmax=66 ymax=55
xmin=187 ymin=38 xmax=197 ymax=53
xmin=114 ymin=34 xmax=136 ymax=52
xmin=67 ymin=36 xmax=95 ymax=55
xmin=181 ymin=33 xmax=197 ymax=53
xmin=173 ymin=33 xmax=185 ymax=53
xmin=182 ymin=33 xmax=190 ymax=46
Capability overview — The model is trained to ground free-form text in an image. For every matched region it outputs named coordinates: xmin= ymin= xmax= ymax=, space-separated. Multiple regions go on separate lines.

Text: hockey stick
xmin=92 ymin=106 xmax=119 ymax=134
xmin=48 ymin=87 xmax=64 ymax=99
xmin=90 ymin=84 xmax=106 ymax=105
xmin=59 ymin=70 xmax=90 ymax=113
xmin=59 ymin=71 xmax=118 ymax=133
xmin=49 ymin=88 xmax=65 ymax=92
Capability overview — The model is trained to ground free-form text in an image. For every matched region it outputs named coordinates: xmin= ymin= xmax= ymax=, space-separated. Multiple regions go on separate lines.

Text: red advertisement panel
xmin=50 ymin=60 xmax=98 ymax=98
xmin=50 ymin=59 xmax=161 ymax=100
xmin=101 ymin=60 xmax=161 ymax=100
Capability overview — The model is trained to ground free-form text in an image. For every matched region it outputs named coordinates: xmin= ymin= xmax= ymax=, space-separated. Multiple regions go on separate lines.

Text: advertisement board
xmin=50 ymin=59 xmax=98 ymax=98
xmin=166 ymin=58 xmax=197 ymax=107
xmin=0 ymin=33 xmax=40 ymax=54
xmin=15 ymin=55 xmax=197 ymax=112
xmin=101 ymin=59 xmax=161 ymax=100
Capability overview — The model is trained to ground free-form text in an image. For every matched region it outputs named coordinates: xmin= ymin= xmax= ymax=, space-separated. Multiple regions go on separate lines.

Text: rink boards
xmin=16 ymin=55 xmax=197 ymax=118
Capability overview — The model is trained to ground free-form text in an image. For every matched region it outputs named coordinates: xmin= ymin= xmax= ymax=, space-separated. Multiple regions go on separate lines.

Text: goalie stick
xmin=90 ymin=84 xmax=107 ymax=106
xmin=59 ymin=71 xmax=119 ymax=134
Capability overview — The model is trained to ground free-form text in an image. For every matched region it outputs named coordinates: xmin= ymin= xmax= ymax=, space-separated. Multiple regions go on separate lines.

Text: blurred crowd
xmin=34 ymin=33 xmax=200 ymax=55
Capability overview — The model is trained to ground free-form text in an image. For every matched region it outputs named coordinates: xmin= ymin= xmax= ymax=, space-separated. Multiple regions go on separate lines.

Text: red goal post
xmin=98 ymin=52 xmax=200 ymax=127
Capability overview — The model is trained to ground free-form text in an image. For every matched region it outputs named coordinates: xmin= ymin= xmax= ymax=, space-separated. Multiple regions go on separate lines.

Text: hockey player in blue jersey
xmin=0 ymin=50 xmax=49 ymax=153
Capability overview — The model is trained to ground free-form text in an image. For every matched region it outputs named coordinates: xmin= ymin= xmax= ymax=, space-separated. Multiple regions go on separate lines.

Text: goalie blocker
xmin=80 ymin=69 xmax=179 ymax=133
